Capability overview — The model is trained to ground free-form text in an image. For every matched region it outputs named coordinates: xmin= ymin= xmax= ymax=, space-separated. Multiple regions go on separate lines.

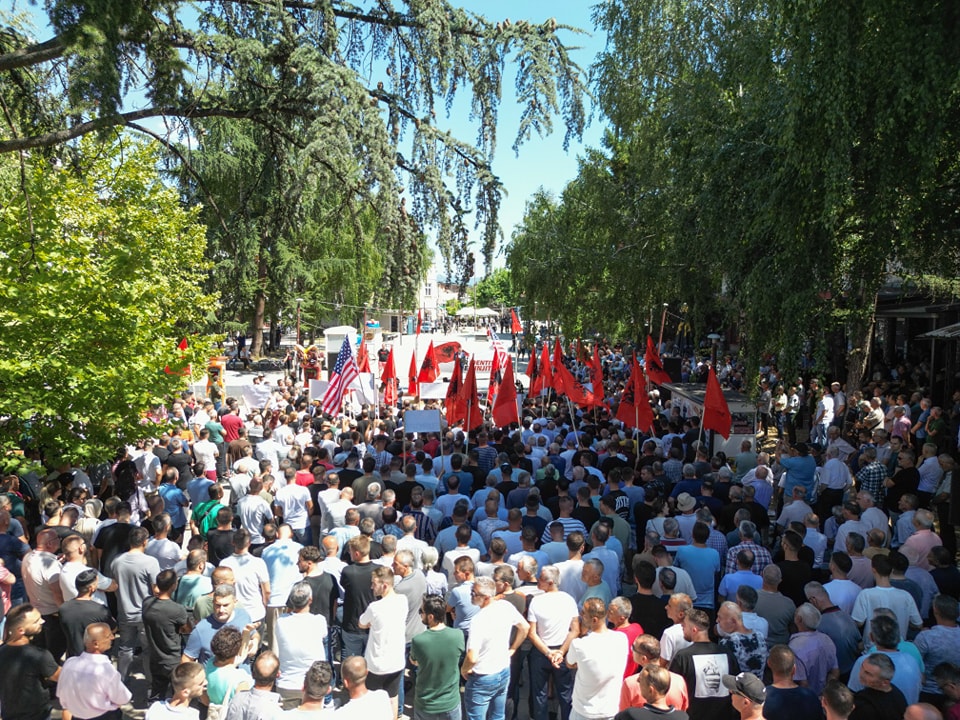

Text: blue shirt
xmin=435 ymin=525 xmax=486 ymax=557
xmin=158 ymin=483 xmax=190 ymax=528
xmin=445 ymin=582 xmax=480 ymax=632
xmin=186 ymin=477 xmax=215 ymax=507
xmin=780 ymin=455 xmax=817 ymax=496
xmin=184 ymin=606 xmax=252 ymax=665
xmin=674 ymin=544 xmax=722 ymax=607
xmin=718 ymin=569 xmax=763 ymax=600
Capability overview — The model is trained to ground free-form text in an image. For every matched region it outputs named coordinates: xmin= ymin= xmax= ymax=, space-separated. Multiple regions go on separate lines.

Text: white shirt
xmin=659 ymin=622 xmax=692 ymax=663
xmin=527 ymin=590 xmax=579 ymax=646
xmin=221 ymin=552 xmax=270 ymax=621
xmin=329 ymin=689 xmax=392 ymax=720
xmin=819 ymin=458 xmax=851 ymax=490
xmin=60 ymin=560 xmax=112 ymax=605
xmin=57 ymin=652 xmax=132 ymax=717
xmin=273 ymin=483 xmax=311 ymax=530
xmin=851 ymin=585 xmax=922 ymax=640
xmin=275 ymin=611 xmax=329 ymax=691
xmin=467 ymin=599 xmax=526 ymax=675
xmin=359 ymin=592 xmax=407 ymax=674
xmin=193 ymin=439 xmax=219 ymax=472
xmin=237 ymin=494 xmax=275 ymax=544
xmin=555 ymin=559 xmax=587 ymax=602
xmin=22 ymin=550 xmax=62 ymax=615
xmin=567 ymin=629 xmax=628 ymax=718
xmin=145 ymin=537 xmax=183 ymax=571
xmin=824 ymin=578 xmax=863 ymax=615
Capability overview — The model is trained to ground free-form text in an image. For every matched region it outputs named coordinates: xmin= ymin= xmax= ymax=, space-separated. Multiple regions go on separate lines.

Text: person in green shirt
xmin=191 ymin=484 xmax=226 ymax=540
xmin=410 ymin=593 xmax=466 ymax=720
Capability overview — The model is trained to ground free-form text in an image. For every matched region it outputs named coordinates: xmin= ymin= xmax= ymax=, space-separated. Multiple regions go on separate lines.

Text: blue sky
xmin=449 ymin=2 xmax=608 ymax=266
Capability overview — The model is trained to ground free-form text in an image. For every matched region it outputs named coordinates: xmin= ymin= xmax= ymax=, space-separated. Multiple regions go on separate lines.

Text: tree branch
xmin=0 ymin=36 xmax=66 ymax=72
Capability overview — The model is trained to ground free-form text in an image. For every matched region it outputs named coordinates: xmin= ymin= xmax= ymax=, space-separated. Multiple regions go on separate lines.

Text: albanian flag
xmin=645 ymin=335 xmax=673 ymax=386
xmin=488 ymin=348 xmax=503 ymax=407
xmin=492 ymin=356 xmax=520 ymax=427
xmin=383 ymin=347 xmax=398 ymax=406
xmin=418 ymin=341 xmax=440 ymax=383
xmin=617 ymin=354 xmax=654 ymax=432
xmin=408 ymin=352 xmax=419 ymax=397
xmin=703 ymin=366 xmax=732 ymax=439
xmin=435 ymin=341 xmax=461 ymax=364
xmin=356 ymin=337 xmax=371 ymax=373
xmin=590 ymin=345 xmax=605 ymax=408
xmin=445 ymin=362 xmax=464 ymax=426
xmin=460 ymin=357 xmax=482 ymax=431
xmin=526 ymin=352 xmax=543 ymax=395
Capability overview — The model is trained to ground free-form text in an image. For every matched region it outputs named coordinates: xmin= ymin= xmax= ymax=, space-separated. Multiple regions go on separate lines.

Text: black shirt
xmin=93 ymin=522 xmax=134 ymax=578
xmin=669 ymin=642 xmax=740 ymax=720
xmin=616 ymin=707 xmax=689 ymax=720
xmin=164 ymin=452 xmax=195 ymax=484
xmin=628 ymin=592 xmax=671 ymax=639
xmin=304 ymin=573 xmax=340 ymax=626
xmin=850 ymin=686 xmax=907 ymax=720
xmin=0 ymin=642 xmax=59 ymax=720
xmin=207 ymin=529 xmax=236 ymax=566
xmin=572 ymin=504 xmax=601 ymax=531
xmin=143 ymin=596 xmax=189 ymax=670
xmin=341 ymin=561 xmax=376 ymax=633
xmin=59 ymin=598 xmax=115 ymax=657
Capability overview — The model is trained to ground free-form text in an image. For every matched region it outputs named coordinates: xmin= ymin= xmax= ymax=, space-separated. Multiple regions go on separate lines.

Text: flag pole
xmin=657 ymin=303 xmax=668 ymax=358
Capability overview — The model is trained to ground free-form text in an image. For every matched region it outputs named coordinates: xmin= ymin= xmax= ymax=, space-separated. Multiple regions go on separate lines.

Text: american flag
xmin=321 ymin=337 xmax=360 ymax=416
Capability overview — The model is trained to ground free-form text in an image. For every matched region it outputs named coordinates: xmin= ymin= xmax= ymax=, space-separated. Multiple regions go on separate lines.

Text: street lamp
xmin=296 ymin=297 xmax=304 ymax=345
xmin=707 ymin=332 xmax=722 ymax=368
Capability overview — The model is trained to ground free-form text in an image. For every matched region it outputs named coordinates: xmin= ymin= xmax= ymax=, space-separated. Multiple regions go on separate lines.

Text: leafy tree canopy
xmin=511 ymin=0 xmax=960 ymax=386
xmin=0 ymin=136 xmax=217 ymax=464
xmin=0 ymin=1 xmax=589 ymax=279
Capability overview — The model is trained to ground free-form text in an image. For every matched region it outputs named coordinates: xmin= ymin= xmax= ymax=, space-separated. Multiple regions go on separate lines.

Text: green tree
xmin=0 ymin=136 xmax=217 ymax=463
xmin=471 ymin=268 xmax=516 ymax=309
xmin=519 ymin=0 xmax=960 ymax=387
xmin=0 ymin=1 xmax=588 ymax=281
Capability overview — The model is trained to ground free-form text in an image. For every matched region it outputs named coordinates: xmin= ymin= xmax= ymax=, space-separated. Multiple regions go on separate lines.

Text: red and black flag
xmin=645 ymin=335 xmax=673 ymax=386
xmin=418 ymin=341 xmax=440 ymax=383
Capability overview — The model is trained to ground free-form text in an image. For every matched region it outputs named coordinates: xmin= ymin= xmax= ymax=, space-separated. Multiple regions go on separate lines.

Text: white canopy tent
xmin=455 ymin=306 xmax=499 ymax=318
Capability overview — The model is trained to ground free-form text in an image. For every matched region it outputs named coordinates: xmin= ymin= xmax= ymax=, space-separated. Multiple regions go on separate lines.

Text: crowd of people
xmin=2 ymin=356 xmax=960 ymax=720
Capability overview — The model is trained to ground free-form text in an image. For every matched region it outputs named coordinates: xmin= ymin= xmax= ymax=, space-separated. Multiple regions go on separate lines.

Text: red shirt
xmin=221 ymin=413 xmax=244 ymax=443
xmin=615 ymin=622 xmax=644 ymax=677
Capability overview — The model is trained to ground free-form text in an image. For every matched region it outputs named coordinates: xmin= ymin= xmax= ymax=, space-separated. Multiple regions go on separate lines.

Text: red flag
xmin=460 ymin=357 xmax=482 ymax=431
xmin=492 ymin=356 xmax=520 ymax=427
xmin=703 ymin=366 xmax=732 ymax=439
xmin=617 ymin=354 xmax=654 ymax=431
xmin=177 ymin=337 xmax=189 ymax=351
xmin=382 ymin=347 xmax=398 ymax=406
xmin=488 ymin=348 xmax=503 ymax=407
xmin=382 ymin=347 xmax=397 ymax=382
xmin=435 ymin=341 xmax=461 ymax=364
xmin=555 ymin=356 xmax=595 ymax=407
xmin=408 ymin=352 xmax=419 ymax=397
xmin=540 ymin=342 xmax=553 ymax=392
xmin=526 ymin=352 xmax=542 ymax=395
xmin=590 ymin=345 xmax=605 ymax=407
xmin=645 ymin=335 xmax=673 ymax=385
xmin=418 ymin=341 xmax=440 ymax=383
xmin=510 ymin=308 xmax=523 ymax=335
xmin=356 ymin=338 xmax=371 ymax=373
xmin=445 ymin=362 xmax=464 ymax=426
xmin=551 ymin=341 xmax=565 ymax=394
xmin=416 ymin=309 xmax=423 ymax=336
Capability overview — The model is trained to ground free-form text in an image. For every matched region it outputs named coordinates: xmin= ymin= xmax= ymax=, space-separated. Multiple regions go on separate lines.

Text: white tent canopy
xmin=455 ymin=306 xmax=499 ymax=318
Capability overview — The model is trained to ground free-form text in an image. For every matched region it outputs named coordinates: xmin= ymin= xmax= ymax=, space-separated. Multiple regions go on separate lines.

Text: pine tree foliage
xmin=0 ymin=1 xmax=589 ymax=279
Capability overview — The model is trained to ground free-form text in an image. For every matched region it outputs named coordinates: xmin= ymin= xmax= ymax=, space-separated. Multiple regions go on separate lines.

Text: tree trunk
xmin=845 ymin=288 xmax=879 ymax=393
xmin=249 ymin=253 xmax=268 ymax=357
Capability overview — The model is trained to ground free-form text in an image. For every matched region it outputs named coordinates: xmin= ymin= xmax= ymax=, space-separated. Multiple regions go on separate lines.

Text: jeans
xmin=530 ymin=650 xmax=573 ymax=720
xmin=465 ymin=667 xmax=510 ymax=720
xmin=292 ymin=526 xmax=312 ymax=546
xmin=415 ymin=705 xmax=463 ymax=720
xmin=341 ymin=629 xmax=368 ymax=662
xmin=118 ymin=620 xmax=151 ymax=683
xmin=507 ymin=644 xmax=532 ymax=720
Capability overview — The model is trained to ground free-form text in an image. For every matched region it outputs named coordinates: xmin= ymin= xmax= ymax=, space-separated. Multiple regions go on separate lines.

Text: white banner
xmin=348 ymin=373 xmax=377 ymax=405
xmin=420 ymin=382 xmax=448 ymax=400
xmin=240 ymin=384 xmax=274 ymax=409
xmin=404 ymin=409 xmax=443 ymax=433
xmin=309 ymin=379 xmax=328 ymax=402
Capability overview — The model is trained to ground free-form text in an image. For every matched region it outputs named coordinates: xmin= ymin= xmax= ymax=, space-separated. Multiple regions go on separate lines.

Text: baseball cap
xmin=722 ymin=673 xmax=766 ymax=704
